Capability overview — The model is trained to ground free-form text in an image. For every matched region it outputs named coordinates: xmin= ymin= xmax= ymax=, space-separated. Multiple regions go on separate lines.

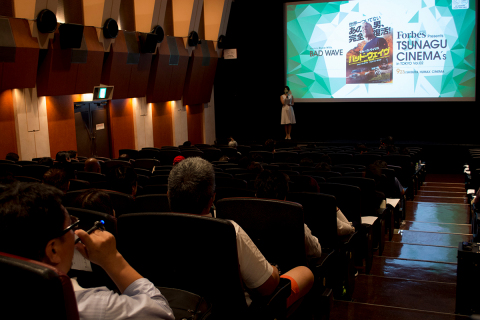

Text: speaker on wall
xmin=139 ymin=33 xmax=159 ymax=53
xmin=36 ymin=9 xmax=57 ymax=33
xmin=59 ymin=23 xmax=84 ymax=49
xmin=151 ymin=25 xmax=165 ymax=43
xmin=103 ymin=18 xmax=118 ymax=39
xmin=188 ymin=31 xmax=199 ymax=47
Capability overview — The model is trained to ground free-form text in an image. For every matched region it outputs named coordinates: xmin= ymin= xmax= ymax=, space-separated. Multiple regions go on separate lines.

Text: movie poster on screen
xmin=346 ymin=17 xmax=393 ymax=84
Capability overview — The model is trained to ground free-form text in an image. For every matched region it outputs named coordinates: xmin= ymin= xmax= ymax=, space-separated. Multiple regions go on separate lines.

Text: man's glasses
xmin=52 ymin=215 xmax=80 ymax=239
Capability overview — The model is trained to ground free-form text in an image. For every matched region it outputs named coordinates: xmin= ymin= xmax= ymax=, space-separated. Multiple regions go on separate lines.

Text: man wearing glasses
xmin=0 ymin=182 xmax=174 ymax=320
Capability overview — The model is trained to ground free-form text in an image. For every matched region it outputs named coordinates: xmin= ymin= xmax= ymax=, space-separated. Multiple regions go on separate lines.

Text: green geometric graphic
xmin=286 ymin=0 xmax=476 ymax=99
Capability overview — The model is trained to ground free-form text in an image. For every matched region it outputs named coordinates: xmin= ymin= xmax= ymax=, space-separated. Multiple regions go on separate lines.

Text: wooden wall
xmin=109 ymin=99 xmax=136 ymax=159
xmin=0 ymin=90 xmax=17 ymax=158
xmin=152 ymin=102 xmax=174 ymax=148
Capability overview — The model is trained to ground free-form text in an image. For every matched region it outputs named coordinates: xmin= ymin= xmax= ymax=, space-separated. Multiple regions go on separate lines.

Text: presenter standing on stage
xmin=281 ymin=86 xmax=296 ymax=140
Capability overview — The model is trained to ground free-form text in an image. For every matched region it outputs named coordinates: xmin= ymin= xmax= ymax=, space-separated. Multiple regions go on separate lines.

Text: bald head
xmin=84 ymin=158 xmax=101 ymax=173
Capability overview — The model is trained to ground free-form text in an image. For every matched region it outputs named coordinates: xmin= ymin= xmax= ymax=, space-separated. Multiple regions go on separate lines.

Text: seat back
xmin=287 ymin=192 xmax=338 ymax=250
xmin=0 ymin=163 xmax=23 ymax=176
xmin=317 ymin=183 xmax=362 ymax=226
xmin=134 ymin=159 xmax=161 ymax=171
xmin=119 ymin=149 xmax=139 ymax=160
xmin=288 ymin=175 xmax=320 ymax=193
xmin=158 ymin=150 xmax=182 ymax=165
xmin=63 ymin=190 xmax=134 ymax=217
xmin=134 ymin=194 xmax=170 ymax=212
xmin=117 ymin=213 xmax=247 ymax=319
xmin=0 ymin=252 xmax=79 ymax=320
xmin=76 ymin=171 xmax=107 ymax=183
xmin=327 ymin=177 xmax=381 ymax=216
xmin=214 ymin=187 xmax=256 ymax=205
xmin=216 ymin=198 xmax=307 ymax=272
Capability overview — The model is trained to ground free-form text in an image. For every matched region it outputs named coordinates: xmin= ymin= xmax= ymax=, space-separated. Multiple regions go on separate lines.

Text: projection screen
xmin=285 ymin=0 xmax=477 ymax=101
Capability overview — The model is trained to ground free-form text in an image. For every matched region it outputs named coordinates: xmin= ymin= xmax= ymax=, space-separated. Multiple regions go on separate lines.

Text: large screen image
xmin=285 ymin=0 xmax=476 ymax=101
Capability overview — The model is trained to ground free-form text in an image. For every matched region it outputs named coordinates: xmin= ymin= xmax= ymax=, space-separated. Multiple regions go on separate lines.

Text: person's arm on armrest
xmin=75 ymin=229 xmax=142 ymax=293
xmin=254 ymin=265 xmax=280 ymax=296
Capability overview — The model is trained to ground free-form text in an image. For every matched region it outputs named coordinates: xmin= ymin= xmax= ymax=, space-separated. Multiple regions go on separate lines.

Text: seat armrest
xmin=250 ymin=277 xmax=291 ymax=320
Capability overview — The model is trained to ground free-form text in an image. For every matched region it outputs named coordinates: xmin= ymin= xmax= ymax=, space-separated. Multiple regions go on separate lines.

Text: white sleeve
xmin=304 ymin=224 xmax=322 ymax=259
xmin=337 ymin=208 xmax=355 ymax=236
xmin=74 ymin=278 xmax=175 ymax=320
xmin=230 ymin=220 xmax=273 ymax=289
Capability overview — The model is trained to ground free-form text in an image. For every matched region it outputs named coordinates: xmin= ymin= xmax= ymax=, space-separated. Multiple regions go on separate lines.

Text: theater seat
xmin=0 ymin=252 xmax=79 ymax=320
xmin=117 ymin=212 xmax=292 ymax=320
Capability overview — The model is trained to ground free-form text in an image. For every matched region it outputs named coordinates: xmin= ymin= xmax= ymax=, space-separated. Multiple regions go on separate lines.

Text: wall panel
xmin=1 ymin=18 xmax=39 ymax=90
xmin=109 ymin=99 xmax=135 ymax=159
xmin=45 ymin=95 xmax=78 ymax=158
xmin=152 ymin=101 xmax=174 ymax=148
xmin=187 ymin=103 xmax=204 ymax=145
xmin=0 ymin=90 xmax=18 ymax=158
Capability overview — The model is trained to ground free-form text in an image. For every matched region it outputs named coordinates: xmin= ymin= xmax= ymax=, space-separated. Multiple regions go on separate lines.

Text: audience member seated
xmin=0 ymin=182 xmax=174 ymax=320
xmin=84 ymin=158 xmax=101 ymax=173
xmin=247 ymin=161 xmax=264 ymax=174
xmin=68 ymin=150 xmax=78 ymax=161
xmin=374 ymin=160 xmax=406 ymax=197
xmin=379 ymin=136 xmax=394 ymax=149
xmin=6 ymin=152 xmax=19 ymax=162
xmin=336 ymin=207 xmax=355 ymax=236
xmin=315 ymin=162 xmax=332 ymax=172
xmin=74 ymin=189 xmax=115 ymax=217
xmin=56 ymin=151 xmax=71 ymax=163
xmin=106 ymin=166 xmax=138 ymax=197
xmin=355 ymin=144 xmax=368 ymax=154
xmin=168 ymin=157 xmax=314 ymax=306
xmin=228 ymin=137 xmax=238 ymax=148
xmin=254 ymin=170 xmax=322 ymax=262
xmin=182 ymin=141 xmax=192 ymax=147
xmin=265 ymin=139 xmax=275 ymax=153
xmin=173 ymin=156 xmax=185 ymax=166
xmin=43 ymin=168 xmax=70 ymax=194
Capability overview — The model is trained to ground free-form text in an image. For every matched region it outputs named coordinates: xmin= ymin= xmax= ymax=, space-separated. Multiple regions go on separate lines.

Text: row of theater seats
xmin=1 ymin=144 xmax=426 ymax=319
xmin=465 ymin=148 xmax=480 ymax=241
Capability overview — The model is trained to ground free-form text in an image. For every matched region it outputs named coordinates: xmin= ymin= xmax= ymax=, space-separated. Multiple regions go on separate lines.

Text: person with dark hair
xmin=106 ymin=166 xmax=138 ymax=197
xmin=182 ymin=141 xmax=192 ymax=147
xmin=281 ymin=86 xmax=295 ymax=140
xmin=386 ymin=145 xmax=397 ymax=154
xmin=6 ymin=152 xmax=19 ymax=162
xmin=56 ymin=151 xmax=71 ymax=163
xmin=168 ymin=157 xmax=314 ymax=306
xmin=254 ymin=170 xmax=322 ymax=260
xmin=43 ymin=168 xmax=70 ymax=193
xmin=355 ymin=144 xmax=368 ymax=154
xmin=315 ymin=162 xmax=332 ymax=172
xmin=74 ymin=189 xmax=115 ymax=217
xmin=68 ymin=150 xmax=77 ymax=160
xmin=84 ymin=158 xmax=101 ymax=173
xmin=379 ymin=136 xmax=394 ymax=149
xmin=374 ymin=160 xmax=406 ymax=197
xmin=265 ymin=139 xmax=275 ymax=153
xmin=0 ymin=182 xmax=174 ymax=320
